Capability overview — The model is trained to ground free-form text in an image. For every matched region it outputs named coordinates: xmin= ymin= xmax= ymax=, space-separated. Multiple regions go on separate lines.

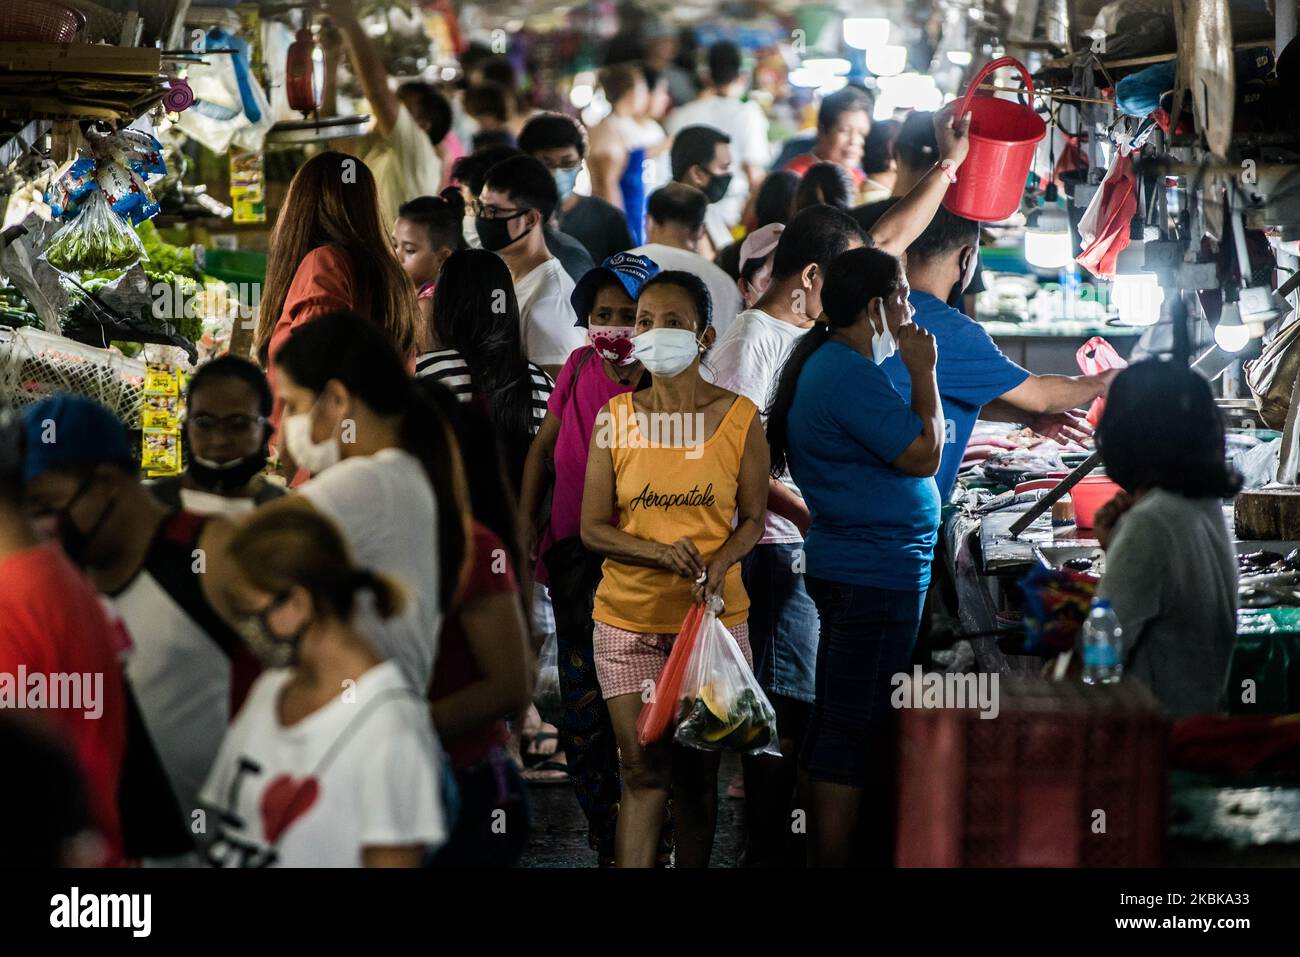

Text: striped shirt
xmin=415 ymin=348 xmax=554 ymax=433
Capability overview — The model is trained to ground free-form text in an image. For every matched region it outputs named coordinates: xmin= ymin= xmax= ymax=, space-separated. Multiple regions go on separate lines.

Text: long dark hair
xmin=766 ymin=246 xmax=904 ymax=478
xmin=415 ymin=378 xmax=527 ymax=614
xmin=256 ymin=152 xmax=417 ymax=364
xmin=432 ymin=248 xmax=537 ymax=487
xmin=274 ymin=311 xmax=471 ymax=607
xmin=1097 ymin=359 xmax=1243 ymax=499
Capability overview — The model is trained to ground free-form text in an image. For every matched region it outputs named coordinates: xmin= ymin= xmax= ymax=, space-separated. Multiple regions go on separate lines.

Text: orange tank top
xmin=592 ymin=391 xmax=757 ymax=633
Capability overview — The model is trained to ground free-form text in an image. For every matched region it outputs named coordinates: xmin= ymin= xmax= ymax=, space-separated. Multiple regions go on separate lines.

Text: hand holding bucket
xmin=942 ymin=57 xmax=1047 ymax=222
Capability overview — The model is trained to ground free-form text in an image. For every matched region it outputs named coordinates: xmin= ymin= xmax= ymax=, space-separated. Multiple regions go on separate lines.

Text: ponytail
xmin=230 ymin=510 xmax=404 ymax=624
xmin=766 ymin=323 xmax=831 ymax=478
xmin=767 ymin=245 xmax=904 ymax=478
xmin=397 ymin=189 xmax=467 ymax=253
xmin=275 ymin=311 xmax=471 ymax=609
xmin=401 ymin=380 xmax=472 ymax=607
xmin=349 ymin=569 xmax=406 ymax=620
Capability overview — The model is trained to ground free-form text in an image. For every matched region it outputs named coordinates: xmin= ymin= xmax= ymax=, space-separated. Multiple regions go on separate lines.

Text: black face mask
xmin=53 ymin=474 xmax=114 ymax=565
xmin=703 ymin=172 xmax=733 ymax=204
xmin=187 ymin=450 xmax=268 ymax=494
xmin=476 ymin=211 xmax=531 ymax=252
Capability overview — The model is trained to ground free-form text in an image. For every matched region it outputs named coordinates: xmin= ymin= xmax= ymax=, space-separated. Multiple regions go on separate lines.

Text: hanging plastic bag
xmin=673 ymin=598 xmax=779 ymax=756
xmin=175 ymin=28 xmax=272 ymax=154
xmin=43 ymin=190 xmax=147 ymax=273
xmin=533 ymin=631 xmax=562 ymax=726
xmin=1076 ymin=150 xmax=1137 ymax=279
xmin=1077 ymin=335 xmax=1128 ymax=427
xmin=636 ymin=602 xmax=704 ymax=747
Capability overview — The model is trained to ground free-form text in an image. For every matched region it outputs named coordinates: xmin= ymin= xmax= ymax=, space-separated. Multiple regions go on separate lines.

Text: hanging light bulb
xmin=1023 ymin=185 xmax=1073 ymax=270
xmin=865 ymin=45 xmax=908 ymax=77
xmin=1111 ymin=273 xmax=1164 ymax=326
xmin=801 ymin=57 xmax=852 ymax=77
xmin=843 ymin=18 xmax=890 ymax=50
xmin=1215 ymin=301 xmax=1250 ymax=352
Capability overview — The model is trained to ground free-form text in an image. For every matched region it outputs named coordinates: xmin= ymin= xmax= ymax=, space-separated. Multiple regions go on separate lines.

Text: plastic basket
xmin=0 ymin=2 xmax=86 ymax=43
xmin=0 ymin=325 xmax=146 ymax=428
xmin=203 ymin=248 xmax=267 ymax=286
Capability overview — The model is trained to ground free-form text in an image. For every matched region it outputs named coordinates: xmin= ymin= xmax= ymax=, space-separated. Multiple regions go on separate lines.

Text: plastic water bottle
xmin=1079 ymin=599 xmax=1123 ymax=685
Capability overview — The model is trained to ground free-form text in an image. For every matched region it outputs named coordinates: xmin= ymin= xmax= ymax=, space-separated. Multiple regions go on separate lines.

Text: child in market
xmin=516 ymin=252 xmax=659 ymax=864
xmin=392 ymin=189 xmax=466 ymax=339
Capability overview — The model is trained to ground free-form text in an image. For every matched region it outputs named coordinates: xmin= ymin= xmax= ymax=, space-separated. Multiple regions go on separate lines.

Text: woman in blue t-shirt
xmin=766 ymin=245 xmax=944 ymax=867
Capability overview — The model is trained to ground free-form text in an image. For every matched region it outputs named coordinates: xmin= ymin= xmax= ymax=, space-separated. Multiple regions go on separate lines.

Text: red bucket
xmin=943 ymin=57 xmax=1046 ymax=223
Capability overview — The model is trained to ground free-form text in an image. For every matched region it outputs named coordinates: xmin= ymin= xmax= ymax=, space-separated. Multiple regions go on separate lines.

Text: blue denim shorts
xmin=742 ymin=542 xmax=821 ymax=703
xmin=801 ymin=576 xmax=925 ymax=787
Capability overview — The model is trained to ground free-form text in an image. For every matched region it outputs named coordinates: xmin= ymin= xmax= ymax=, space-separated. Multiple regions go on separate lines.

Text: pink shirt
xmin=538 ymin=346 xmax=636 ymax=582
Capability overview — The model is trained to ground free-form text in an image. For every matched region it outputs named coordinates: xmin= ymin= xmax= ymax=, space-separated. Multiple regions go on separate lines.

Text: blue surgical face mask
xmin=553 ymin=166 xmax=580 ymax=201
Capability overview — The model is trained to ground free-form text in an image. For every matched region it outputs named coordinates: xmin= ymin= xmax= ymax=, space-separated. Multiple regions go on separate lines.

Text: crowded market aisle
xmin=2 ymin=0 xmax=1300 ymax=898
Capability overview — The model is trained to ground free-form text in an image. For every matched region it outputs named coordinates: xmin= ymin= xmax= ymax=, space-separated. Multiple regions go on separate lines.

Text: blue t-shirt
xmin=786 ymin=340 xmax=941 ymax=591
xmin=883 ymin=291 xmax=1030 ymax=500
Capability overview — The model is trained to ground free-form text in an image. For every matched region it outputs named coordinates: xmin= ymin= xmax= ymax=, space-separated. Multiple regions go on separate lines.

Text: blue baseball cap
xmin=570 ymin=252 xmax=661 ymax=326
xmin=20 ymin=393 xmax=133 ymax=483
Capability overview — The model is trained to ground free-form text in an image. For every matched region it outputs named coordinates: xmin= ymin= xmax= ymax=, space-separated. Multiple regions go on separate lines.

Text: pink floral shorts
xmin=593 ymin=619 xmax=751 ymax=700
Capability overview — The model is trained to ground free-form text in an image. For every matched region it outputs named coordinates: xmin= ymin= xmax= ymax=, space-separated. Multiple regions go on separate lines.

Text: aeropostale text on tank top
xmin=627 ymin=481 xmax=717 ymax=512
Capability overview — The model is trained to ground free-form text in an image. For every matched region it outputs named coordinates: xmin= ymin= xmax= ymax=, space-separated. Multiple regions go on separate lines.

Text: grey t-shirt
xmin=1097 ymin=488 xmax=1237 ymax=715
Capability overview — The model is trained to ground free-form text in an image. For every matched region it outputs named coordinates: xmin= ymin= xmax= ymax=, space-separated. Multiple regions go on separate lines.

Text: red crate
xmin=896 ymin=676 xmax=1168 ymax=867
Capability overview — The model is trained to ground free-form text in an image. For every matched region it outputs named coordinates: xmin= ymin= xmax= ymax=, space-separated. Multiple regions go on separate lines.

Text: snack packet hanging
xmin=673 ymin=598 xmax=779 ymax=756
xmin=1076 ymin=335 xmax=1127 ymax=427
xmin=44 ymin=154 xmax=98 ymax=219
xmin=636 ymin=602 xmax=704 ymax=747
xmin=93 ymin=127 xmax=166 ymax=177
xmin=95 ymin=160 xmax=159 ymax=225
xmin=143 ymin=366 xmax=183 ymax=477
xmin=43 ymin=189 xmax=147 ymax=272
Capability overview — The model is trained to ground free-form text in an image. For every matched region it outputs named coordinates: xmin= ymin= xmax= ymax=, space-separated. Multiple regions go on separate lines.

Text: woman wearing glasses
xmin=147 ymin=356 xmax=286 ymax=516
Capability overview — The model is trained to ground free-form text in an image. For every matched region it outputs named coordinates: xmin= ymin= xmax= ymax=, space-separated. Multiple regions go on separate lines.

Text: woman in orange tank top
xmin=580 ymin=270 xmax=769 ymax=868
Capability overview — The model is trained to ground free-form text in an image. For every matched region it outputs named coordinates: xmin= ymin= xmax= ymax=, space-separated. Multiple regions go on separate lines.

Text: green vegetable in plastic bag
xmin=44 ymin=190 xmax=147 ymax=273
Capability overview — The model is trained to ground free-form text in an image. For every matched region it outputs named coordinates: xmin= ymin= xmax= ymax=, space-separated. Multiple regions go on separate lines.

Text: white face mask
xmin=283 ymin=410 xmax=340 ymax=475
xmin=872 ymin=300 xmax=897 ymax=365
xmin=632 ymin=327 xmax=702 ymax=378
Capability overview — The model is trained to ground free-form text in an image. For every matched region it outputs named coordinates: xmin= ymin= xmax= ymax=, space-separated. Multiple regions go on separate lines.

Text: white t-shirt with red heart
xmin=199 ymin=661 xmax=446 ymax=867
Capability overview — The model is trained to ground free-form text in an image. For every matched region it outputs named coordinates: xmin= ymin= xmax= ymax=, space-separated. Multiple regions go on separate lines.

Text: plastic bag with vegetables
xmin=44 ymin=190 xmax=147 ymax=273
xmin=672 ymin=597 xmax=779 ymax=756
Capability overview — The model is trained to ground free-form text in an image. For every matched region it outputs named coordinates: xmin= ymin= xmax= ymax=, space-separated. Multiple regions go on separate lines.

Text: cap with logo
xmin=570 ymin=252 xmax=662 ymax=326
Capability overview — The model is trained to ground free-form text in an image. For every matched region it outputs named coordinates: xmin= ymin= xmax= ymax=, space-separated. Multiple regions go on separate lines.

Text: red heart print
xmin=592 ymin=334 xmax=635 ymax=364
xmin=260 ymin=774 xmax=320 ymax=844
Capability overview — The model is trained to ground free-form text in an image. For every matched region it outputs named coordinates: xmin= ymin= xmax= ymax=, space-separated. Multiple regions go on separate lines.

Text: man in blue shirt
xmin=883 ymin=207 xmax=1117 ymax=499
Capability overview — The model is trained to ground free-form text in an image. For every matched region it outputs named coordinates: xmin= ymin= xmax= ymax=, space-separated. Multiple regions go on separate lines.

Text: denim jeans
xmin=801 ymin=576 xmax=925 ymax=787
xmin=742 ymin=542 xmax=821 ymax=704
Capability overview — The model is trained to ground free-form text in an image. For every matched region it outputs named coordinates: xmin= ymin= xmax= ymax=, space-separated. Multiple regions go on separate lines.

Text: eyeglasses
xmin=472 ymin=201 xmax=534 ymax=220
xmin=189 ymin=413 xmax=267 ymax=436
xmin=25 ymin=470 xmax=96 ymax=521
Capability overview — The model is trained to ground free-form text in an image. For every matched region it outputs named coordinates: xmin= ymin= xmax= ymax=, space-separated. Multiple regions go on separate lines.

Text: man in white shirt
xmin=323 ymin=0 xmax=444 ymax=229
xmin=669 ymin=125 xmax=737 ymax=258
xmin=632 ymin=183 xmax=743 ymax=338
xmin=478 ymin=155 xmax=585 ymax=376
xmin=664 ymin=41 xmax=768 ymax=232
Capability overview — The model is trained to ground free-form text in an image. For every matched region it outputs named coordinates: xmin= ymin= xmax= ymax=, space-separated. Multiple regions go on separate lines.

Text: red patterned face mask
xmin=587 ymin=325 xmax=637 ymax=365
